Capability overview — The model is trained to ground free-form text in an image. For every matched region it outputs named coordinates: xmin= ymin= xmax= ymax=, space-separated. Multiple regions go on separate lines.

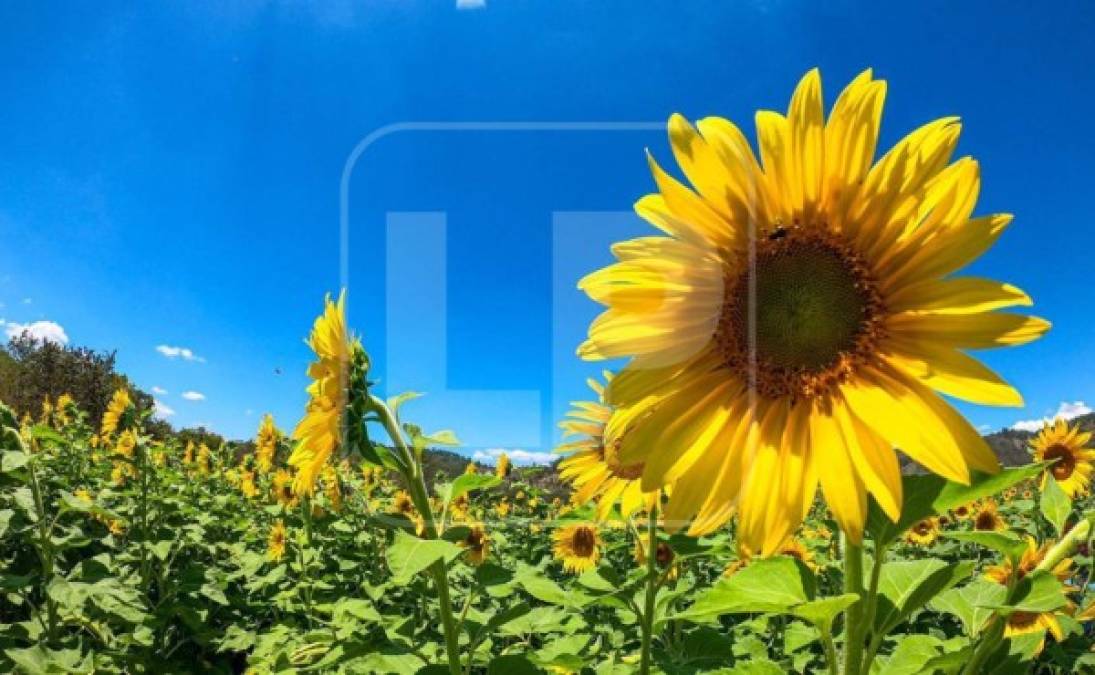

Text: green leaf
xmin=947 ymin=531 xmax=1027 ymax=561
xmin=877 ymin=634 xmax=947 ymax=675
xmin=1039 ymin=476 xmax=1071 ymax=536
xmin=730 ymin=659 xmax=784 ymax=675
xmin=30 ymin=425 xmax=66 ymax=446
xmin=515 ymin=564 xmax=591 ymax=608
xmin=437 ymin=473 xmax=501 ymax=507
xmin=487 ymin=655 xmax=543 ymax=674
xmin=1 ymin=449 xmax=29 ymax=472
xmin=4 ymin=644 xmax=92 ymax=674
xmin=874 ymin=560 xmax=974 ymax=634
xmin=988 ymin=570 xmax=1068 ymax=614
xmin=674 ymin=557 xmax=815 ymax=622
xmin=867 ymin=463 xmax=1045 ymax=546
xmin=791 ymin=593 xmax=859 ymax=631
xmin=930 ymin=579 xmax=1007 ymax=637
xmin=386 ymin=391 xmax=423 ymax=415
xmin=385 ymin=530 xmax=461 ymax=584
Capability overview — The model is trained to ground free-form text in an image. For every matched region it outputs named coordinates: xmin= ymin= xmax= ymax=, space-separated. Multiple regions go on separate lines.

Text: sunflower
xmin=495 ymin=500 xmax=511 ymax=518
xmin=906 ymin=518 xmax=939 ymax=546
xmin=101 ymin=388 xmax=134 ymax=438
xmin=578 ymin=69 xmax=1048 ymax=553
xmin=459 ymin=523 xmax=490 ymax=565
xmin=54 ymin=393 xmax=75 ymax=427
xmin=196 ymin=443 xmax=212 ymax=476
xmin=113 ymin=430 xmax=137 ymax=459
xmin=289 ymin=291 xmax=355 ymax=496
xmin=634 ymin=538 xmax=679 ymax=580
xmin=553 ymin=523 xmax=601 ymax=574
xmin=182 ymin=441 xmax=194 ymax=466
xmin=985 ymin=535 xmax=1072 ymax=586
xmin=495 ymin=453 xmax=512 ymax=478
xmin=74 ymin=488 xmax=93 ymax=504
xmin=322 ymin=465 xmax=342 ymax=511
xmin=240 ymin=470 xmax=259 ymax=499
xmin=465 ymin=462 xmax=478 ymax=475
xmin=777 ymin=538 xmax=818 ymax=572
xmin=267 ymin=520 xmax=288 ymax=562
xmin=951 ymin=502 xmax=973 ymax=520
xmin=271 ymin=469 xmax=297 ymax=508
xmin=255 ymin=414 xmax=280 ymax=475
xmin=1030 ymin=418 xmax=1094 ymax=498
xmin=1002 ymin=610 xmax=1063 ymax=651
xmin=971 ymin=499 xmax=1005 ymax=531
xmin=557 ymin=373 xmax=659 ymax=520
xmin=392 ymin=490 xmax=425 ymax=533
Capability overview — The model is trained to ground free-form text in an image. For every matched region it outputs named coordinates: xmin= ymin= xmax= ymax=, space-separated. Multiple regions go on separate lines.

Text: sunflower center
xmin=974 ymin=512 xmax=997 ymax=531
xmin=602 ymin=437 xmax=645 ymax=481
xmin=717 ymin=228 xmax=884 ymax=401
xmin=572 ymin=526 xmax=597 ymax=557
xmin=1043 ymin=444 xmax=1076 ymax=480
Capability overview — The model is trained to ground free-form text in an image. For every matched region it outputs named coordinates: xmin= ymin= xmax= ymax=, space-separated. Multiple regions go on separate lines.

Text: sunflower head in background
xmin=553 ymin=522 xmax=601 ymax=574
xmin=267 ymin=520 xmax=288 ymax=562
xmin=578 ymin=68 xmax=1049 ymax=554
xmin=1030 ymin=418 xmax=1094 ymax=498
xmin=557 ymin=372 xmax=659 ymax=520
xmin=101 ymin=388 xmax=135 ymax=438
xmin=254 ymin=414 xmax=281 ymax=475
xmin=971 ymin=499 xmax=1006 ymax=532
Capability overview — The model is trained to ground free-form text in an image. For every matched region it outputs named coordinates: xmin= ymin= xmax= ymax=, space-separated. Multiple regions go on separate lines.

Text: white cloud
xmin=181 ymin=391 xmax=206 ymax=401
xmin=472 ymin=447 xmax=555 ymax=466
xmin=152 ymin=399 xmax=176 ymax=419
xmin=1012 ymin=400 xmax=1093 ymax=432
xmin=4 ymin=320 xmax=69 ymax=345
xmin=151 ymin=386 xmax=168 ymax=395
xmin=456 ymin=0 xmax=486 ymax=9
xmin=155 ymin=345 xmax=205 ymax=362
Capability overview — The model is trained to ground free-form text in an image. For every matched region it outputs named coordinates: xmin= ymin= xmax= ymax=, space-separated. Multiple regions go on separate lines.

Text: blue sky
xmin=1 ymin=2 xmax=1093 ymax=461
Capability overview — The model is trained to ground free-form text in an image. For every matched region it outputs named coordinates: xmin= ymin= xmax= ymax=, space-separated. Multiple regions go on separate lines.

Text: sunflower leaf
xmin=1039 ymin=476 xmax=1071 ymax=536
xmin=930 ymin=578 xmax=1007 ymax=637
xmin=385 ymin=530 xmax=462 ymax=584
xmin=946 ymin=531 xmax=1027 ymax=562
xmin=867 ymin=463 xmax=1046 ymax=547
xmin=873 ymin=559 xmax=974 ymax=635
xmin=983 ymin=570 xmax=1068 ymax=614
xmin=672 ymin=557 xmax=816 ymax=623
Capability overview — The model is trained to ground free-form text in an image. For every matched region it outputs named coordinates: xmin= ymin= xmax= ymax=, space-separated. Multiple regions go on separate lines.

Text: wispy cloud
xmin=472 ymin=447 xmax=555 ymax=466
xmin=151 ymin=386 xmax=168 ymax=395
xmin=1012 ymin=400 xmax=1092 ymax=432
xmin=2 ymin=319 xmax=69 ymax=345
xmin=153 ymin=399 xmax=176 ymax=419
xmin=156 ymin=345 xmax=205 ymax=362
xmin=181 ymin=390 xmax=206 ymax=402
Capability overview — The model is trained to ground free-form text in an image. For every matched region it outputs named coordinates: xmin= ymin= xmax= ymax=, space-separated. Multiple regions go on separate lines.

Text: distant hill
xmin=983 ymin=411 xmax=1095 ymax=466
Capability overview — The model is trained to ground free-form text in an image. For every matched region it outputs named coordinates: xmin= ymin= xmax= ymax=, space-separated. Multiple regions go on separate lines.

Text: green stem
xmin=640 ymin=505 xmax=659 ymax=675
xmin=27 ymin=454 xmax=58 ymax=644
xmin=842 ymin=538 xmax=864 ymax=675
xmin=820 ymin=627 xmax=840 ymax=675
xmin=300 ymin=495 xmax=316 ymax=626
xmin=858 ymin=544 xmax=887 ymax=670
xmin=372 ymin=395 xmax=462 ymax=675
xmin=960 ymin=616 xmax=1004 ymax=675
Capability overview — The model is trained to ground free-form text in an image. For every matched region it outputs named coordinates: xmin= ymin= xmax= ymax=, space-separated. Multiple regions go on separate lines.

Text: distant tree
xmin=0 ymin=332 xmax=150 ymax=424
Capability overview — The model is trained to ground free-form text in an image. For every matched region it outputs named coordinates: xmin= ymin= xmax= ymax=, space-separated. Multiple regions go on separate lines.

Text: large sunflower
xmin=557 ymin=373 xmax=659 ymax=520
xmin=289 ymin=292 xmax=352 ymax=495
xmin=578 ymin=69 xmax=1048 ymax=553
xmin=1030 ymin=418 xmax=1094 ymax=498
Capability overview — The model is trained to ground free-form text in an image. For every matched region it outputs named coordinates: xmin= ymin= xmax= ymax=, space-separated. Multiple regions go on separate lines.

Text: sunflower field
xmin=3 ymin=69 xmax=1095 ymax=674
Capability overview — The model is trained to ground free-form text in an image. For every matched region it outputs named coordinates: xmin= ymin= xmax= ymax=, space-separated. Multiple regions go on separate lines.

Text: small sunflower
xmin=465 ymin=462 xmax=478 ymax=475
xmin=460 ymin=523 xmax=490 ymax=565
xmin=951 ymin=502 xmax=974 ymax=520
xmin=1030 ymin=418 xmax=1094 ymax=498
xmin=196 ymin=443 xmax=212 ymax=476
xmin=113 ymin=430 xmax=137 ymax=459
xmin=557 ymin=373 xmax=659 ymax=520
xmin=906 ymin=517 xmax=939 ymax=546
xmin=270 ymin=468 xmax=296 ymax=508
xmin=255 ymin=414 xmax=281 ymax=475
xmin=634 ymin=538 xmax=679 ymax=580
xmin=267 ymin=520 xmax=288 ymax=562
xmin=985 ymin=536 xmax=1072 ymax=586
xmin=182 ymin=441 xmax=194 ymax=465
xmin=971 ymin=499 xmax=1005 ymax=532
xmin=240 ymin=470 xmax=259 ymax=499
xmin=101 ymin=388 xmax=134 ymax=438
xmin=495 ymin=453 xmax=512 ymax=478
xmin=553 ymin=523 xmax=601 ymax=574
xmin=580 ymin=69 xmax=1048 ymax=553
xmin=777 ymin=538 xmax=818 ymax=572
xmin=54 ymin=393 xmax=75 ymax=427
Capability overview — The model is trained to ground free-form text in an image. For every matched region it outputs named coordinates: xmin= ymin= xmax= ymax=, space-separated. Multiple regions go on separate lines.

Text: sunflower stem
xmin=858 ymin=543 xmax=887 ymax=670
xmin=640 ymin=505 xmax=659 ymax=675
xmin=372 ymin=394 xmax=462 ymax=675
xmin=842 ymin=538 xmax=865 ymax=675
